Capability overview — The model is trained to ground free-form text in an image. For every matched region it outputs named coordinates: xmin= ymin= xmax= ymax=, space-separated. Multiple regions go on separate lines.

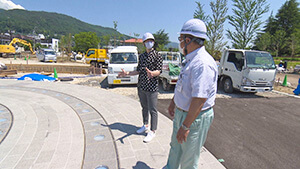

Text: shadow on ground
xmin=102 ymin=122 xmax=145 ymax=144
xmin=132 ymin=161 xmax=154 ymax=169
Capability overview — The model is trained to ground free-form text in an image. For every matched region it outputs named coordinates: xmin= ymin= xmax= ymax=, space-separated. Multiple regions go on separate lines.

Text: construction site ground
xmin=1 ymin=56 xmax=300 ymax=169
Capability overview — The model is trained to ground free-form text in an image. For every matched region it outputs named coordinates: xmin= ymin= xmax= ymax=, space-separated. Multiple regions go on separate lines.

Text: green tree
xmin=276 ymin=0 xmax=300 ymax=37
xmin=153 ymin=29 xmax=170 ymax=50
xmin=255 ymin=32 xmax=272 ymax=51
xmin=256 ymin=0 xmax=300 ymax=56
xmin=101 ymin=35 xmax=111 ymax=47
xmin=59 ymin=33 xmax=73 ymax=57
xmin=263 ymin=12 xmax=277 ymax=35
xmin=272 ymin=30 xmax=286 ymax=57
xmin=227 ymin=0 xmax=269 ymax=49
xmin=194 ymin=1 xmax=209 ymax=22
xmin=73 ymin=32 xmax=100 ymax=53
xmin=289 ymin=29 xmax=300 ymax=57
xmin=113 ymin=21 xmax=118 ymax=47
xmin=206 ymin=0 xmax=228 ymax=60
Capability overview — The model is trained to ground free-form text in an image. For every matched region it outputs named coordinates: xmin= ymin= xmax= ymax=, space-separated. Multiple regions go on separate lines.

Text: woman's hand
xmin=145 ymin=67 xmax=154 ymax=78
xmin=118 ymin=68 xmax=127 ymax=77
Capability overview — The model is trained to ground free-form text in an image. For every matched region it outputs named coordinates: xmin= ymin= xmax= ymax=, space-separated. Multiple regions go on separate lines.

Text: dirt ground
xmin=274 ymin=72 xmax=300 ymax=94
xmin=1 ymin=56 xmax=299 ymax=96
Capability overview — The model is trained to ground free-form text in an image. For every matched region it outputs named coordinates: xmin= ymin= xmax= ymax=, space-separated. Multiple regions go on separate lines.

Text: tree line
xmin=194 ymin=0 xmax=300 ymax=59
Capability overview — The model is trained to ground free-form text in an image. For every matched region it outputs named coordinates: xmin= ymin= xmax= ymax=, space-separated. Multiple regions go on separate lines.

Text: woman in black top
xmin=118 ymin=32 xmax=163 ymax=142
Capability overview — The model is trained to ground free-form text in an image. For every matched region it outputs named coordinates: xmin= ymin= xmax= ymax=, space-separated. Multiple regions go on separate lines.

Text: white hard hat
xmin=142 ymin=32 xmax=155 ymax=42
xmin=180 ymin=19 xmax=207 ymax=40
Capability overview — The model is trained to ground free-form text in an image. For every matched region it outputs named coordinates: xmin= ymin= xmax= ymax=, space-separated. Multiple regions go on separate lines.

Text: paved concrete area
xmin=0 ymin=79 xmax=225 ymax=169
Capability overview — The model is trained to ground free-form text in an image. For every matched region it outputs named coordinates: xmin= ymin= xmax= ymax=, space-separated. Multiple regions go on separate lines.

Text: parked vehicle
xmin=85 ymin=48 xmax=109 ymax=67
xmin=0 ymin=38 xmax=35 ymax=57
xmin=36 ymin=48 xmax=57 ymax=62
xmin=107 ymin=46 xmax=139 ymax=87
xmin=158 ymin=51 xmax=181 ymax=91
xmin=218 ymin=49 xmax=276 ymax=93
xmin=294 ymin=65 xmax=300 ymax=73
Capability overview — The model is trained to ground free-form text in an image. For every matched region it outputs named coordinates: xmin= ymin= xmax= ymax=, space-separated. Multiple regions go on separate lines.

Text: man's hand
xmin=176 ymin=127 xmax=190 ymax=144
xmin=145 ymin=67 xmax=154 ymax=78
xmin=118 ymin=68 xmax=127 ymax=77
xmin=168 ymin=99 xmax=175 ymax=119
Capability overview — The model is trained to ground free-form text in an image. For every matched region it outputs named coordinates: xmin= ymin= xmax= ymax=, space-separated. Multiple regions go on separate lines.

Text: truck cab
xmin=107 ymin=46 xmax=139 ymax=87
xmin=218 ymin=49 xmax=276 ymax=93
xmin=85 ymin=48 xmax=109 ymax=67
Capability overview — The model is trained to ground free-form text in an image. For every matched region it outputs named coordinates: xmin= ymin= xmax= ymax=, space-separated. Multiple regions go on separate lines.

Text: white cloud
xmin=0 ymin=0 xmax=25 ymax=10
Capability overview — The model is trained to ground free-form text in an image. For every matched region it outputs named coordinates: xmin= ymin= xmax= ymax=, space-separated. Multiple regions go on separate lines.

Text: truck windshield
xmin=45 ymin=51 xmax=55 ymax=55
xmin=161 ymin=53 xmax=180 ymax=62
xmin=245 ymin=51 xmax=276 ymax=69
xmin=110 ymin=53 xmax=137 ymax=64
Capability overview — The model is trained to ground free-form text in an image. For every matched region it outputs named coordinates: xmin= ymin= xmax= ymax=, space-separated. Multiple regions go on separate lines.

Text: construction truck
xmin=159 ymin=51 xmax=182 ymax=91
xmin=218 ymin=49 xmax=277 ymax=93
xmin=0 ymin=38 xmax=35 ymax=57
xmin=85 ymin=48 xmax=109 ymax=67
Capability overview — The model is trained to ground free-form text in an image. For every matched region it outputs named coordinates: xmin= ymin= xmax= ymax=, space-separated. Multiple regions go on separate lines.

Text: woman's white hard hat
xmin=142 ymin=32 xmax=155 ymax=42
xmin=180 ymin=19 xmax=208 ymax=40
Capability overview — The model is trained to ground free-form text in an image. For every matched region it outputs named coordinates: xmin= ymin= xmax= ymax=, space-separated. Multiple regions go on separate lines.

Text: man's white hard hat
xmin=142 ymin=32 xmax=155 ymax=42
xmin=180 ymin=19 xmax=208 ymax=40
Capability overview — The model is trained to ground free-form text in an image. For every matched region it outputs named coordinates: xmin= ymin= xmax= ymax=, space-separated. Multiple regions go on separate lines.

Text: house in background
xmin=121 ymin=38 xmax=143 ymax=46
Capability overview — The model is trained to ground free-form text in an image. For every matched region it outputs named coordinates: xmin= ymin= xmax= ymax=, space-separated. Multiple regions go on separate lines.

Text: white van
xmin=107 ymin=46 xmax=139 ymax=87
xmin=36 ymin=48 xmax=57 ymax=62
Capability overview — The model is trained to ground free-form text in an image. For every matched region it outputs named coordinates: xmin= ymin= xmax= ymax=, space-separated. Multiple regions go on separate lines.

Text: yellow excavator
xmin=0 ymin=38 xmax=35 ymax=57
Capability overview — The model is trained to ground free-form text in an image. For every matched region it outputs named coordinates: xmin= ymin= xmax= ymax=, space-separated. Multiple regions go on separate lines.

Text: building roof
xmin=122 ymin=38 xmax=143 ymax=43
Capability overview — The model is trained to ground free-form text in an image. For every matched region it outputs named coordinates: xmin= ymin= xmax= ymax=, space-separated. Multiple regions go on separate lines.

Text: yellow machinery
xmin=0 ymin=38 xmax=35 ymax=56
xmin=85 ymin=48 xmax=109 ymax=67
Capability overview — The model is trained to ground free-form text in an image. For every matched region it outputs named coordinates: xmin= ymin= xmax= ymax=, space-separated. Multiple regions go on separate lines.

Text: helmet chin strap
xmin=183 ymin=37 xmax=196 ymax=55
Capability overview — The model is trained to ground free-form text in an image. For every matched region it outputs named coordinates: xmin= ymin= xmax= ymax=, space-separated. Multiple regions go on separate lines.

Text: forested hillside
xmin=0 ymin=9 xmax=123 ymax=38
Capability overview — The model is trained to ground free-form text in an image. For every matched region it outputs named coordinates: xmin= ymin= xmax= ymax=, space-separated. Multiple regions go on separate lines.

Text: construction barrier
xmin=6 ymin=64 xmax=103 ymax=75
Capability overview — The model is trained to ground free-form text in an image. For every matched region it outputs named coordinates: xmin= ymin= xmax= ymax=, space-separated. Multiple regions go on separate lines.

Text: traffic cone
xmin=24 ymin=56 xmax=27 ymax=61
xmin=54 ymin=68 xmax=58 ymax=79
xmin=14 ymin=55 xmax=16 ymax=60
xmin=282 ymin=75 xmax=288 ymax=87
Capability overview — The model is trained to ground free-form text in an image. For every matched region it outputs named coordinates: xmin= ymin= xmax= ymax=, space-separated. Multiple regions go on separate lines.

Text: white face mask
xmin=178 ymin=40 xmax=185 ymax=55
xmin=145 ymin=41 xmax=154 ymax=49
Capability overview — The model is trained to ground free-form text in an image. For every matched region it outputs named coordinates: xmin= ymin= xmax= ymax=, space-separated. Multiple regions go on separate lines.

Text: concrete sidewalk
xmin=0 ymin=80 xmax=225 ymax=169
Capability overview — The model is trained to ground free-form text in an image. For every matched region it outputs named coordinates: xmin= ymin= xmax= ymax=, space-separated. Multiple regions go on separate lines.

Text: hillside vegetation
xmin=0 ymin=9 xmax=123 ymax=38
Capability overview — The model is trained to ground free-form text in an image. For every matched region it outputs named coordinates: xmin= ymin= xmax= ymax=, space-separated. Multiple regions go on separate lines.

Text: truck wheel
xmin=162 ymin=78 xmax=171 ymax=91
xmin=223 ymin=78 xmax=233 ymax=93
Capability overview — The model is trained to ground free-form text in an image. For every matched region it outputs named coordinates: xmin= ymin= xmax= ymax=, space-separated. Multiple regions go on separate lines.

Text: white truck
xmin=218 ymin=49 xmax=277 ymax=93
xmin=107 ymin=46 xmax=139 ymax=87
xmin=159 ymin=51 xmax=181 ymax=91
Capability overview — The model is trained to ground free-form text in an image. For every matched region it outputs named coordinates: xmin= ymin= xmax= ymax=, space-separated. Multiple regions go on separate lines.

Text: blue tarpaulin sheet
xmin=17 ymin=73 xmax=56 ymax=81
xmin=293 ymin=78 xmax=300 ymax=95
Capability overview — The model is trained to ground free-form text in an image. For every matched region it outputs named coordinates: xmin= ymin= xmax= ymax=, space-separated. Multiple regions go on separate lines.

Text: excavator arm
xmin=9 ymin=38 xmax=36 ymax=54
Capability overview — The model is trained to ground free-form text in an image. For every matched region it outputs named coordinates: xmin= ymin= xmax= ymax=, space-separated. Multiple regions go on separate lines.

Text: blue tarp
xmin=17 ymin=73 xmax=56 ymax=81
xmin=293 ymin=78 xmax=300 ymax=95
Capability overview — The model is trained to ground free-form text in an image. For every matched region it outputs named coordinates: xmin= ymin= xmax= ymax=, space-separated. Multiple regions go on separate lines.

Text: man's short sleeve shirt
xmin=174 ymin=46 xmax=218 ymax=111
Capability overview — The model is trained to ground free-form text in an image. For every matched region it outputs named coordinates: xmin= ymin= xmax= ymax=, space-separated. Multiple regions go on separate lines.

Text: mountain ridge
xmin=0 ymin=9 xmax=125 ymax=38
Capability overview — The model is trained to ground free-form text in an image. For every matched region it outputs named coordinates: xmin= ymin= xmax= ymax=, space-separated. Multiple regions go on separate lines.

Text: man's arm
xmin=176 ymin=97 xmax=207 ymax=144
xmin=168 ymin=97 xmax=175 ymax=118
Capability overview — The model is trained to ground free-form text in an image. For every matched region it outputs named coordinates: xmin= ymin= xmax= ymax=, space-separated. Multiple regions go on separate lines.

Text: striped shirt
xmin=137 ymin=49 xmax=163 ymax=92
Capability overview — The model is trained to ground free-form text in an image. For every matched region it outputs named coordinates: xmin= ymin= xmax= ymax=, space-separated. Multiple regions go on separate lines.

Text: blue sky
xmin=2 ymin=0 xmax=297 ymax=43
